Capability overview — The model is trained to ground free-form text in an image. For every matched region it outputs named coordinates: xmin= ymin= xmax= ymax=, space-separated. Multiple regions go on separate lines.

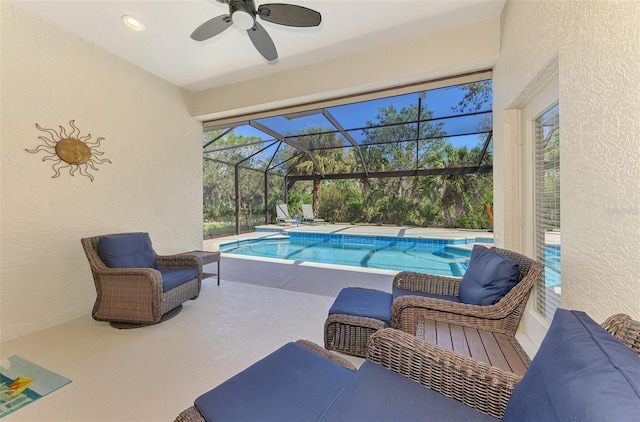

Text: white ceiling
xmin=13 ymin=0 xmax=506 ymax=92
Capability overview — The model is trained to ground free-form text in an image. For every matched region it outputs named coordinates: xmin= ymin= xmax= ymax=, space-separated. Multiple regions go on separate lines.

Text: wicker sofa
xmin=176 ymin=309 xmax=640 ymax=421
xmin=81 ymin=232 xmax=202 ymax=327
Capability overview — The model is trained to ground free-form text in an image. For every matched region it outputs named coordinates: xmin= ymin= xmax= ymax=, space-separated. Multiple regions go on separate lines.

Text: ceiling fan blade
xmin=190 ymin=15 xmax=232 ymax=41
xmin=257 ymin=4 xmax=321 ymax=27
xmin=247 ymin=21 xmax=278 ymax=61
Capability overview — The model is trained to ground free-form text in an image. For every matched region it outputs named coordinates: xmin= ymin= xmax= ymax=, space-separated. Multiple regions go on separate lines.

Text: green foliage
xmin=450 ymin=80 xmax=492 ymax=113
xmin=203 ymin=220 xmax=235 ymax=238
xmin=315 ymin=180 xmax=362 ymax=222
xmin=201 ymin=82 xmax=494 ymax=236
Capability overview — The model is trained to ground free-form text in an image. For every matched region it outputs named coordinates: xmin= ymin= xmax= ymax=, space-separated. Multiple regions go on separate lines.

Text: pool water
xmin=221 ymin=238 xmax=469 ymax=276
xmin=544 ymin=245 xmax=561 ymax=288
xmin=221 ymin=235 xmax=561 ymax=287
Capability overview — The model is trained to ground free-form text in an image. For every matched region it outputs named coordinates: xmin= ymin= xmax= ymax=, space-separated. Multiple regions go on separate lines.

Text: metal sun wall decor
xmin=26 ymin=120 xmax=111 ymax=181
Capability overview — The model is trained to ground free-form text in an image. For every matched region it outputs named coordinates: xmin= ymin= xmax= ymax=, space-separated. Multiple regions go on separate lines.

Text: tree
xmin=201 ymin=79 xmax=495 ymax=232
xmin=203 ymin=129 xmax=274 ymax=233
xmin=450 ymin=80 xmax=492 ymax=113
xmin=354 ymin=103 xmax=447 ymax=222
xmin=290 ymin=127 xmax=348 ymax=215
xmin=421 ymin=144 xmax=484 ymax=227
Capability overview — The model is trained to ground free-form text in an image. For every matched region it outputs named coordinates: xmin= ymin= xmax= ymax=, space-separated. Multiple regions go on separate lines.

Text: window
xmin=516 ymin=72 xmax=559 ymax=346
xmin=534 ymin=103 xmax=560 ymax=322
xmin=202 ymin=75 xmax=495 ymax=237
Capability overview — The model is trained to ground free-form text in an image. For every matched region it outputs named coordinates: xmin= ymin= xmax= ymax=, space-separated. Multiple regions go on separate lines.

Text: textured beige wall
xmin=191 ymin=16 xmax=501 ymax=120
xmin=0 ymin=3 xmax=203 ymax=341
xmin=493 ymin=0 xmax=640 ymax=322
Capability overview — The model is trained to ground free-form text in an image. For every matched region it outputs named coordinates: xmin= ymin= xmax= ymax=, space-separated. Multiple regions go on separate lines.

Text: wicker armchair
xmin=177 ymin=313 xmax=640 ymax=421
xmin=81 ymin=233 xmax=202 ymax=327
xmin=366 ymin=328 xmax=520 ymax=419
xmin=392 ymin=247 xmax=544 ymax=336
xmin=367 ymin=312 xmax=640 ymax=419
xmin=601 ymin=313 xmax=640 ymax=356
xmin=325 ymin=247 xmax=543 ymax=357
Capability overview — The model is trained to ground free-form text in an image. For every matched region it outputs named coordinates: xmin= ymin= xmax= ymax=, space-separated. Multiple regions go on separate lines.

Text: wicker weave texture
xmin=324 ymin=314 xmax=387 ymax=357
xmin=295 ymin=339 xmax=358 ymax=372
xmin=392 ymin=247 xmax=544 ymax=336
xmin=174 ymin=406 xmax=202 ymax=422
xmin=367 ymin=328 xmax=522 ymax=419
xmin=367 ymin=313 xmax=640 ymax=419
xmin=81 ymin=233 xmax=202 ymax=325
xmin=161 ymin=278 xmax=201 ymax=315
xmin=175 ymin=313 xmax=640 ymax=422
xmin=602 ymin=313 xmax=640 ymax=356
xmin=324 ymin=247 xmax=543 ymax=357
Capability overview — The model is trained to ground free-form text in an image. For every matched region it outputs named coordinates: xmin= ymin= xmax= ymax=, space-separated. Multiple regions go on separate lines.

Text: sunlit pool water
xmin=221 ymin=233 xmax=561 ymax=287
xmin=221 ymin=237 xmax=472 ymax=276
xmin=545 ymin=244 xmax=561 ymax=288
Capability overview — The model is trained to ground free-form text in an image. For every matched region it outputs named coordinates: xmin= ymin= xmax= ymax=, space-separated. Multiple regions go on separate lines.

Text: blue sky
xmin=212 ymin=80 xmax=492 ymax=152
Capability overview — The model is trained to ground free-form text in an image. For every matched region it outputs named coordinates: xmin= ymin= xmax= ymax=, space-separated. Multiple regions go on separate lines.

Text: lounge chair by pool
xmin=276 ymin=204 xmax=297 ymax=225
xmin=302 ymin=204 xmax=325 ymax=224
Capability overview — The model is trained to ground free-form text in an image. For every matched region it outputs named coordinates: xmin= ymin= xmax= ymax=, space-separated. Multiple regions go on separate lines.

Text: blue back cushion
xmin=98 ymin=233 xmax=156 ymax=269
xmin=458 ymin=246 xmax=519 ymax=305
xmin=195 ymin=342 xmax=355 ymax=422
xmin=329 ymin=287 xmax=393 ymax=326
xmin=503 ymin=309 xmax=640 ymax=421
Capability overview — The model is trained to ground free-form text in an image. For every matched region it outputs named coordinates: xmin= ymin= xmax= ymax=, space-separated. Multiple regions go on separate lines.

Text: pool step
xmin=448 ymin=262 xmax=466 ymax=277
xmin=444 ymin=245 xmax=473 ymax=257
xmin=445 ymin=242 xmax=493 ymax=257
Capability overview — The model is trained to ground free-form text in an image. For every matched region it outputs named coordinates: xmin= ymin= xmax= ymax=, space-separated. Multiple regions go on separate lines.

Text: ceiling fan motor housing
xmin=229 ymin=0 xmax=256 ymax=29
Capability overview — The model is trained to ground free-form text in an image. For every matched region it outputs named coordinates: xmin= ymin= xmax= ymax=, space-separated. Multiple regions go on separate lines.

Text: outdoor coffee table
xmin=416 ymin=319 xmax=530 ymax=376
xmin=181 ymin=251 xmax=221 ymax=285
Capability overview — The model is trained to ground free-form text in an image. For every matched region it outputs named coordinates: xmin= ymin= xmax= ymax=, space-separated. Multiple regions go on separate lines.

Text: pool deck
xmin=203 ymin=224 xmax=494 ymax=252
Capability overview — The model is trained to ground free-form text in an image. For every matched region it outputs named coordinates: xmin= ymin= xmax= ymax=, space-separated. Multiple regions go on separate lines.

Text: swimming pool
xmin=220 ymin=231 xmax=561 ymax=286
xmin=544 ymin=244 xmax=561 ymax=288
xmin=220 ymin=233 xmax=487 ymax=276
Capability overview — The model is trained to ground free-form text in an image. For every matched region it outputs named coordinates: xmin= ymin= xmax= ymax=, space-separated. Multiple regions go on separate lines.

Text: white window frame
xmin=519 ymin=77 xmax=559 ymax=349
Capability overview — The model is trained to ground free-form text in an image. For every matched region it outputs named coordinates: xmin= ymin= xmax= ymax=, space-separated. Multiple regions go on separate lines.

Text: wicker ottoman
xmin=324 ymin=287 xmax=392 ymax=357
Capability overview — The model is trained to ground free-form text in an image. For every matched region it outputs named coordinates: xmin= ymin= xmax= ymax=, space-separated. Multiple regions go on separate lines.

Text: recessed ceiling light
xmin=121 ymin=15 xmax=145 ymax=31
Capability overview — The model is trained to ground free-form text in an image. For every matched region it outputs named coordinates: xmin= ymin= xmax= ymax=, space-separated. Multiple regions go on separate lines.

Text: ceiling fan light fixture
xmin=232 ymin=10 xmax=254 ymax=30
xmin=191 ymin=0 xmax=321 ymax=61
xmin=121 ymin=15 xmax=145 ymax=31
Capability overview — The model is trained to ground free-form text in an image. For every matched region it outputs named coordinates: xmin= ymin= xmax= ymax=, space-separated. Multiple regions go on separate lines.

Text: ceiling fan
xmin=191 ymin=0 xmax=322 ymax=62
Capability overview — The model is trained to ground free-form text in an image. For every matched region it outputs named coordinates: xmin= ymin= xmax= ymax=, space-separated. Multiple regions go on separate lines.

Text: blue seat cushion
xmin=157 ymin=268 xmax=199 ymax=292
xmin=194 ymin=342 xmax=355 ymax=422
xmin=98 ymin=233 xmax=156 ymax=269
xmin=329 ymin=288 xmax=393 ymax=326
xmin=393 ymin=287 xmax=462 ymax=303
xmin=319 ymin=361 xmax=499 ymax=421
xmin=458 ymin=245 xmax=519 ymax=306
xmin=503 ymin=309 xmax=640 ymax=421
